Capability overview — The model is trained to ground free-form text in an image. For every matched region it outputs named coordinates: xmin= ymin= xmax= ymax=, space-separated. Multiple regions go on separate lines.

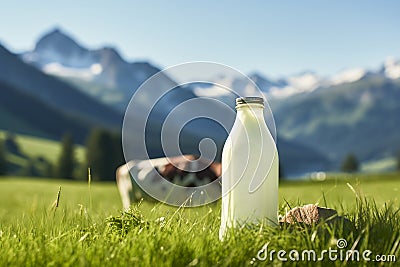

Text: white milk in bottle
xmin=219 ymin=97 xmax=278 ymax=240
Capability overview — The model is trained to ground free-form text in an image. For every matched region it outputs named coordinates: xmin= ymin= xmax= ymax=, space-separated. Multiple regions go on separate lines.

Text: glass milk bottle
xmin=219 ymin=97 xmax=278 ymax=240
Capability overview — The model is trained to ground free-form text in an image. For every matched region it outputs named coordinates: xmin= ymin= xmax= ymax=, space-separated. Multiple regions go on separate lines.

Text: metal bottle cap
xmin=235 ymin=97 xmax=264 ymax=107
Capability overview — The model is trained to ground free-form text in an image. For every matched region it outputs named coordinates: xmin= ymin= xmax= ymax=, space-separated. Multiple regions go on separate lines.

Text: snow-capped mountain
xmin=22 ymin=28 xmax=168 ymax=111
xmin=194 ymin=59 xmax=400 ymax=100
xmin=329 ymin=68 xmax=367 ymax=86
xmin=23 ymin=28 xmax=96 ymax=69
xmin=381 ymin=57 xmax=400 ymax=79
xmin=193 ymin=74 xmax=269 ymax=98
xmin=9 ymin=27 xmax=400 ymax=175
xmin=192 ymin=69 xmax=367 ymax=100
xmin=269 ymin=72 xmax=322 ymax=98
xmin=193 ymin=71 xmax=323 ymax=99
xmin=22 ymin=28 xmax=400 ymax=106
xmin=0 ymin=43 xmax=123 ymax=142
xmin=265 ymin=59 xmax=400 ymax=98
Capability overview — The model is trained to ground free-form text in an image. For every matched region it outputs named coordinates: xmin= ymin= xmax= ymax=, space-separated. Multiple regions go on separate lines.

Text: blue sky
xmin=0 ymin=0 xmax=399 ymax=78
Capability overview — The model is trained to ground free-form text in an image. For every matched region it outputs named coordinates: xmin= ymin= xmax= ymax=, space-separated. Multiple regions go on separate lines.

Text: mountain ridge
xmin=272 ymin=75 xmax=400 ymax=164
xmin=9 ymin=27 xmax=400 ymax=175
xmin=0 ymin=79 xmax=93 ymax=143
xmin=22 ymin=28 xmax=167 ymax=111
xmin=22 ymin=27 xmax=400 ymax=105
xmin=0 ymin=42 xmax=123 ymax=141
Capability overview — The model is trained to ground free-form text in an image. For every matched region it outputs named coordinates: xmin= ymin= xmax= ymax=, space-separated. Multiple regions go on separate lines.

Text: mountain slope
xmin=272 ymin=75 xmax=400 ymax=164
xmin=0 ymin=44 xmax=122 ymax=129
xmin=0 ymin=81 xmax=92 ymax=142
xmin=22 ymin=28 xmax=167 ymax=111
xmin=20 ymin=27 xmax=400 ymax=175
xmin=277 ymin=137 xmax=331 ymax=176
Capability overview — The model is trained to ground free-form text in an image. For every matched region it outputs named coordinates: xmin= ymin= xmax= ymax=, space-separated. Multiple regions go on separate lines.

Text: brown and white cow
xmin=116 ymin=155 xmax=222 ymax=210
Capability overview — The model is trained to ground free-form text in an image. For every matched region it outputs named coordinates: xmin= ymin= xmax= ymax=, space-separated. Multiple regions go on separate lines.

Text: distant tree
xmin=0 ymin=140 xmax=7 ymax=175
xmin=56 ymin=133 xmax=76 ymax=179
xmin=43 ymin=160 xmax=54 ymax=178
xmin=341 ymin=153 xmax=359 ymax=173
xmin=21 ymin=158 xmax=40 ymax=177
xmin=111 ymin=133 xmax=125 ymax=170
xmin=86 ymin=129 xmax=115 ymax=181
xmin=4 ymin=133 xmax=22 ymax=156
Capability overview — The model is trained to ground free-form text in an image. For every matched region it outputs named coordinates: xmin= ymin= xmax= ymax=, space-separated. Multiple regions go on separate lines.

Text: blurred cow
xmin=116 ymin=155 xmax=222 ymax=210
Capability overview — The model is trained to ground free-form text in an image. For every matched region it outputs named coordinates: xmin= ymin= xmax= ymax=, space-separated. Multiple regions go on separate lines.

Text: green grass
xmin=0 ymin=175 xmax=399 ymax=266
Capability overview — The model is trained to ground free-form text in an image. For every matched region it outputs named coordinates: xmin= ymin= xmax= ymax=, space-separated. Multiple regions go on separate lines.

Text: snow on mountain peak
xmin=42 ymin=62 xmax=103 ymax=81
xmin=266 ymin=72 xmax=321 ymax=99
xmin=287 ymin=72 xmax=321 ymax=92
xmin=193 ymin=76 xmax=237 ymax=97
xmin=90 ymin=63 xmax=103 ymax=75
xmin=383 ymin=57 xmax=400 ymax=79
xmin=23 ymin=28 xmax=96 ymax=69
xmin=20 ymin=28 xmax=400 ymax=103
xmin=330 ymin=68 xmax=366 ymax=85
xmin=269 ymin=86 xmax=300 ymax=98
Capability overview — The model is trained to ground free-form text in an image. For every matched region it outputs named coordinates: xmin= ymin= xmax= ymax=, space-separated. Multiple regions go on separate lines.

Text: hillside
xmin=22 ymin=28 xmax=166 ymax=112
xmin=0 ymin=81 xmax=92 ymax=142
xmin=12 ymin=27 xmax=400 ymax=175
xmin=0 ymin=130 xmax=85 ymax=176
xmin=272 ymin=75 xmax=400 ymax=164
xmin=0 ymin=44 xmax=123 ymax=131
xmin=0 ymin=130 xmax=85 ymax=164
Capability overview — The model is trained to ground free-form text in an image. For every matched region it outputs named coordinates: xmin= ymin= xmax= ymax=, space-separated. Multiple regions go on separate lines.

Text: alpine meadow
xmin=1 ymin=2 xmax=400 ymax=266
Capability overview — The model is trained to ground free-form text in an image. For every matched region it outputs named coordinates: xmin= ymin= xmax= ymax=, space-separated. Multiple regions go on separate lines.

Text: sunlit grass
xmin=0 ymin=175 xmax=398 ymax=266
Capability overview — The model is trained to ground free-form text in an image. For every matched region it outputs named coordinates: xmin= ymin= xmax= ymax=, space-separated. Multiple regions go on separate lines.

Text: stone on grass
xmin=279 ymin=204 xmax=350 ymax=226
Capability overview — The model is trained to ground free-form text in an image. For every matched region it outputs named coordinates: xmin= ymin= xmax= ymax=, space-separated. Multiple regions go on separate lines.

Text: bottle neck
xmin=236 ymin=103 xmax=265 ymax=121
